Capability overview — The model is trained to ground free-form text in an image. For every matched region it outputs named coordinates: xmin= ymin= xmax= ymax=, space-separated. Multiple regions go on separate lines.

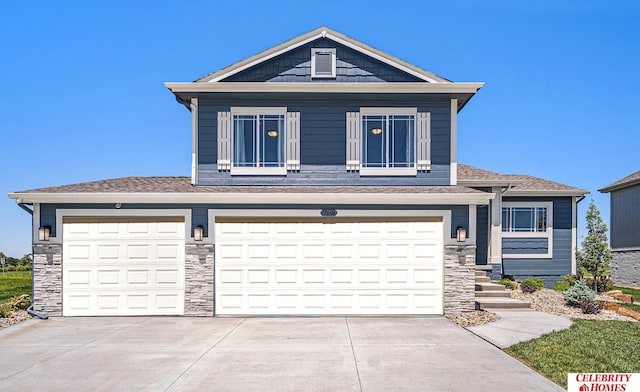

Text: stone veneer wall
xmin=444 ymin=245 xmax=476 ymax=313
xmin=184 ymin=244 xmax=214 ymax=316
xmin=611 ymin=250 xmax=640 ymax=288
xmin=32 ymin=244 xmax=63 ymax=316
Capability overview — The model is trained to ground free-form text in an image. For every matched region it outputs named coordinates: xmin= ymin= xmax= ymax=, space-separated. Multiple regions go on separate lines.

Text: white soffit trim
xmin=10 ymin=192 xmax=494 ymax=205
xmin=164 ymin=82 xmax=484 ymax=94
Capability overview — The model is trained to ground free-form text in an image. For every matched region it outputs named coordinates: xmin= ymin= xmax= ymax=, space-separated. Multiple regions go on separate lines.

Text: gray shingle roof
xmin=458 ymin=164 xmax=588 ymax=195
xmin=13 ymin=176 xmax=484 ymax=195
xmin=599 ymin=170 xmax=640 ymax=193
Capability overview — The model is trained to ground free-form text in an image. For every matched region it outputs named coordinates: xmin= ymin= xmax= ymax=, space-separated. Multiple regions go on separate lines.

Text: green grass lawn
xmin=614 ymin=286 xmax=640 ymax=300
xmin=507 ymin=320 xmax=640 ymax=389
xmin=0 ymin=271 xmax=32 ymax=304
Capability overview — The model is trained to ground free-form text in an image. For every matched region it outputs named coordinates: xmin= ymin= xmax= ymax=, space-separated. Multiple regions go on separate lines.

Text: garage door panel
xmin=63 ymin=219 xmax=185 ymax=316
xmin=215 ymin=219 xmax=443 ymax=315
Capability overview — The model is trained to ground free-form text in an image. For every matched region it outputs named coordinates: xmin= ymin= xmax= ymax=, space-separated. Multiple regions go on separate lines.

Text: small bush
xmin=553 ymin=281 xmax=570 ymax=292
xmin=564 ymin=279 xmax=596 ymax=307
xmin=521 ymin=283 xmax=537 ymax=294
xmin=10 ymin=294 xmax=31 ymax=310
xmin=0 ymin=304 xmax=13 ymax=318
xmin=498 ymin=278 xmax=516 ymax=290
xmin=579 ymin=300 xmax=603 ymax=314
xmin=521 ymin=278 xmax=545 ymax=291
xmin=4 ymin=265 xmax=16 ymax=272
xmin=562 ymin=274 xmax=580 ymax=286
xmin=584 ymin=277 xmax=614 ymax=293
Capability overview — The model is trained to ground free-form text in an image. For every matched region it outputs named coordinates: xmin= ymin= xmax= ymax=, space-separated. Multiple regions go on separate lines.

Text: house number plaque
xmin=320 ymin=208 xmax=338 ymax=217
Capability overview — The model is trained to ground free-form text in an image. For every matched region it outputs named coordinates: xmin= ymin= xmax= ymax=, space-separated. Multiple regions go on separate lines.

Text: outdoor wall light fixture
xmin=38 ymin=226 xmax=51 ymax=241
xmin=194 ymin=226 xmax=204 ymax=241
xmin=456 ymin=226 xmax=467 ymax=243
xmin=370 ymin=128 xmax=382 ymax=135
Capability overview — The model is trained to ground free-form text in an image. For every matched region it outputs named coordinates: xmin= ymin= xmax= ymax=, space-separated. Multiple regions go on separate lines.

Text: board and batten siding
xmin=609 ymin=185 xmax=640 ymax=249
xmin=196 ymin=95 xmax=451 ymax=186
xmin=38 ymin=203 xmax=469 ymax=241
xmin=501 ymin=197 xmax=574 ymax=286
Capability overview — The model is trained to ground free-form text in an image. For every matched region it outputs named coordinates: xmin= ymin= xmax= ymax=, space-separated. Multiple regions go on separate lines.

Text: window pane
xmin=389 ymin=115 xmax=414 ymax=167
xmin=537 ymin=208 xmax=548 ymax=232
xmin=512 ymin=207 xmax=535 ymax=232
xmin=362 ymin=116 xmax=386 ymax=167
xmin=259 ymin=115 xmax=284 ymax=167
xmin=502 ymin=208 xmax=509 ymax=232
xmin=233 ymin=116 xmax=256 ymax=167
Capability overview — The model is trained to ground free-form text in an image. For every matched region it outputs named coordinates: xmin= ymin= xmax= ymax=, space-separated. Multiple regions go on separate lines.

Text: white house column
xmin=190 ymin=97 xmax=199 ymax=185
xmin=489 ymin=186 xmax=503 ymax=265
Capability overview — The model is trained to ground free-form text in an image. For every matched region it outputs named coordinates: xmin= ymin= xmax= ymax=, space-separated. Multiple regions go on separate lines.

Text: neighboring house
xmin=600 ymin=171 xmax=640 ymax=287
xmin=8 ymin=27 xmax=588 ymax=317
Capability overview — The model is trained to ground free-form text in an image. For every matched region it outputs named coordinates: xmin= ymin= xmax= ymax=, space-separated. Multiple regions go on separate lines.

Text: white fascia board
xmin=164 ymin=82 xmax=484 ymax=94
xmin=503 ymin=190 xmax=590 ymax=197
xmin=10 ymin=192 xmax=494 ymax=205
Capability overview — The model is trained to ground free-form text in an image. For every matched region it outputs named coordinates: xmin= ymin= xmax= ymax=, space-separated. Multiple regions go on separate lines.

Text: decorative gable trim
xmin=196 ymin=27 xmax=449 ymax=84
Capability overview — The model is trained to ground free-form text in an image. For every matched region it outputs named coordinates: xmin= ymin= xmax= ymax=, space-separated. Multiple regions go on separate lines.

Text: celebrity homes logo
xmin=568 ymin=373 xmax=639 ymax=392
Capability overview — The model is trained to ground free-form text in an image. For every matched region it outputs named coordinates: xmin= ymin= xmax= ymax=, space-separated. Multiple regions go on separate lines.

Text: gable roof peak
xmin=195 ymin=26 xmax=452 ymax=84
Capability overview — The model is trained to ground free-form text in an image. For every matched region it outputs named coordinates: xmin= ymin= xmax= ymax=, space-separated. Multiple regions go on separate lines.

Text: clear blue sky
xmin=1 ymin=1 xmax=639 ymax=257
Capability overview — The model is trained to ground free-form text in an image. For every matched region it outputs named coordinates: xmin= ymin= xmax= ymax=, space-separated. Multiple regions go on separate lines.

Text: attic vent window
xmin=311 ymin=48 xmax=336 ymax=78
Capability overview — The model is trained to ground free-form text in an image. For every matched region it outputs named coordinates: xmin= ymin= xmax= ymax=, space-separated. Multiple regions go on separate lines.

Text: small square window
xmin=311 ymin=48 xmax=336 ymax=78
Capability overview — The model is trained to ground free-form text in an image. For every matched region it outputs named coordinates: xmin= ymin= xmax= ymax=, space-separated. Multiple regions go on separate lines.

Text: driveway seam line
xmin=345 ymin=317 xmax=363 ymax=392
xmin=164 ymin=317 xmax=247 ymax=391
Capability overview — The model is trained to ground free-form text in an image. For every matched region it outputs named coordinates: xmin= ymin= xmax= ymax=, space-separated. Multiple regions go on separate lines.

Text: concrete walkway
xmin=0 ymin=316 xmax=564 ymax=391
xmin=467 ymin=310 xmax=573 ymax=349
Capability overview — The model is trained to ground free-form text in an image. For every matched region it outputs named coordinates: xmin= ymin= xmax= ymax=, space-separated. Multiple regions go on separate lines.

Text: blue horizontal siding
xmin=502 ymin=238 xmax=548 ymax=254
xmin=197 ymin=96 xmax=451 ymax=186
xmin=503 ymin=229 xmax=573 ymax=279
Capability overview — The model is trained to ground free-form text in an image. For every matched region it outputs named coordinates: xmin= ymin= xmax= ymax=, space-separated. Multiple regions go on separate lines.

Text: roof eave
xmin=9 ymin=191 xmax=494 ymax=205
xmin=457 ymin=180 xmax=522 ymax=188
xmin=165 ymin=82 xmax=484 ymax=94
xmin=503 ymin=190 xmax=590 ymax=197
xmin=599 ymin=179 xmax=640 ymax=193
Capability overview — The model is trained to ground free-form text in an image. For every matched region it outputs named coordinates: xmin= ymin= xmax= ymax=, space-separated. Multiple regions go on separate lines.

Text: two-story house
xmin=600 ymin=171 xmax=640 ymax=287
xmin=9 ymin=27 xmax=588 ymax=317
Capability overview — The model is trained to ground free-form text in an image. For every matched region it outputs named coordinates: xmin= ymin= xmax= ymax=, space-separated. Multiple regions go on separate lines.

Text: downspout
xmin=16 ymin=201 xmax=49 ymax=320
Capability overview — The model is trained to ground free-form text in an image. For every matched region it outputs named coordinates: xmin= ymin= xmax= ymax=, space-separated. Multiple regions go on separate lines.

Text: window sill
xmin=230 ymin=167 xmax=287 ymax=176
xmin=503 ymin=252 xmax=553 ymax=259
xmin=360 ymin=167 xmax=417 ymax=177
xmin=501 ymin=231 xmax=552 ymax=238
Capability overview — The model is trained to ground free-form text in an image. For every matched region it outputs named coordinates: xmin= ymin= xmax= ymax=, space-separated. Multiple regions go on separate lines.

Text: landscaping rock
xmin=617 ymin=306 xmax=640 ymax=321
xmin=613 ymin=294 xmax=634 ymax=304
xmin=603 ymin=302 xmax=620 ymax=311
xmin=605 ymin=290 xmax=623 ymax=297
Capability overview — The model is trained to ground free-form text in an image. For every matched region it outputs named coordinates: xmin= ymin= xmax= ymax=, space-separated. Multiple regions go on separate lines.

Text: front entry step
xmin=475 ymin=297 xmax=531 ymax=310
xmin=474 ymin=269 xmax=531 ymax=311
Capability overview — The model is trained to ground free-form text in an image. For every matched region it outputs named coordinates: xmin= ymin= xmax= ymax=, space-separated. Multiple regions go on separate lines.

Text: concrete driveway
xmin=0 ymin=317 xmax=562 ymax=392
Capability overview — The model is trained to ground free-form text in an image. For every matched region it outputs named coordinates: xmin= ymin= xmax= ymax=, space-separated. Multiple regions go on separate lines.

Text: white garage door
xmin=62 ymin=217 xmax=185 ymax=316
xmin=215 ymin=218 xmax=444 ymax=315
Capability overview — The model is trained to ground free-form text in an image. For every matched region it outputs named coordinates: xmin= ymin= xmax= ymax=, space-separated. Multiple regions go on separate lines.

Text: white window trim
xmin=311 ymin=48 xmax=336 ymax=78
xmin=359 ymin=107 xmax=417 ymax=176
xmin=502 ymin=201 xmax=553 ymax=259
xmin=230 ymin=107 xmax=288 ymax=176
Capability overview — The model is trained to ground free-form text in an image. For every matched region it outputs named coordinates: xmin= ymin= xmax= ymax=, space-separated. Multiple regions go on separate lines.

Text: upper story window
xmin=311 ymin=48 xmax=336 ymax=78
xmin=502 ymin=205 xmax=550 ymax=233
xmin=217 ymin=107 xmax=300 ymax=175
xmin=233 ymin=114 xmax=285 ymax=169
xmin=362 ymin=114 xmax=415 ymax=169
xmin=347 ymin=108 xmax=421 ymax=176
